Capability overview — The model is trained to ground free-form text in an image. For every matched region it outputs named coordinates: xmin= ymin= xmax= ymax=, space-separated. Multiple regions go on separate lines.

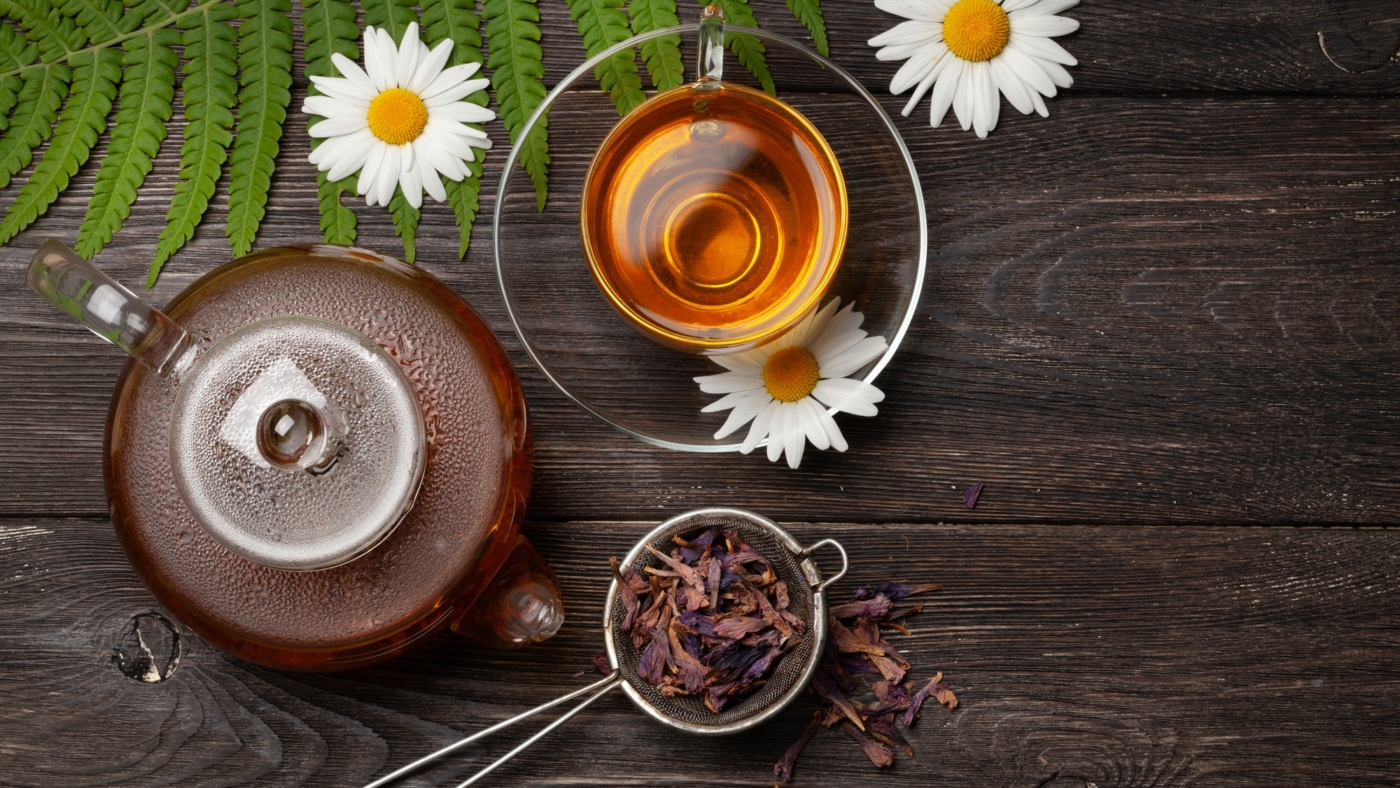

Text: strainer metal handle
xmin=360 ymin=671 xmax=624 ymax=788
xmin=799 ymin=538 xmax=849 ymax=592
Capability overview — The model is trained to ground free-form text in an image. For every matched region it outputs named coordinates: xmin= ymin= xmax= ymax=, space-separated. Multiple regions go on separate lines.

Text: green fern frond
xmin=361 ymin=0 xmax=416 ymax=42
xmin=423 ymin=0 xmax=485 ymax=258
xmin=705 ymin=0 xmax=773 ymax=95
xmin=74 ymin=27 xmax=177 ymax=258
xmin=0 ymin=47 xmax=119 ymax=244
xmin=484 ymin=0 xmax=547 ymax=210
xmin=444 ymin=155 xmax=481 ymax=258
xmin=225 ymin=0 xmax=292 ymax=258
xmin=422 ymin=0 xmax=481 ymax=66
xmin=784 ymin=0 xmax=826 ymax=57
xmin=301 ymin=0 xmax=358 ymax=245
xmin=388 ymin=189 xmax=418 ymax=263
xmin=2 ymin=0 xmax=85 ymax=62
xmin=0 ymin=24 xmax=38 ymax=130
xmin=149 ymin=0 xmax=236 ymax=284
xmin=629 ymin=0 xmax=683 ymax=91
xmin=567 ymin=0 xmax=644 ymax=116
xmin=126 ymin=0 xmax=195 ymax=28
xmin=58 ymin=0 xmax=121 ymax=45
xmin=0 ymin=63 xmax=67 ymax=189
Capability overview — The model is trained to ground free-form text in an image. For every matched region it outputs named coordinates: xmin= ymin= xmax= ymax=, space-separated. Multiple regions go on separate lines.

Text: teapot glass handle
xmin=27 ymin=239 xmax=196 ymax=379
xmin=696 ymin=4 xmax=725 ymax=89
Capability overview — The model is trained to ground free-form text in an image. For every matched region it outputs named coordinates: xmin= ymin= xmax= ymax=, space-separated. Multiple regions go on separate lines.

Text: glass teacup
xmin=579 ymin=7 xmax=848 ymax=355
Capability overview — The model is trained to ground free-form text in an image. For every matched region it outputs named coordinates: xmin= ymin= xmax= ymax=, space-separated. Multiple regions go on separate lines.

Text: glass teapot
xmin=28 ymin=240 xmax=563 ymax=670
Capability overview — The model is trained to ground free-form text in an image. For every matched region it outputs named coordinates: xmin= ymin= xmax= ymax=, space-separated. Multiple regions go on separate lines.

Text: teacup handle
xmin=696 ymin=4 xmax=725 ymax=90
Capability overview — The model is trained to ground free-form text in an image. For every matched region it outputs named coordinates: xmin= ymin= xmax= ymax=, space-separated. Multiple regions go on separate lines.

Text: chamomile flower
xmin=869 ymin=0 xmax=1080 ymax=138
xmin=303 ymin=22 xmax=494 ymax=209
xmin=695 ymin=299 xmax=888 ymax=469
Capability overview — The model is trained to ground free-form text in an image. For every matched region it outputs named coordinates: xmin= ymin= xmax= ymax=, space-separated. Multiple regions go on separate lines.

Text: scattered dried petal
xmin=593 ymin=652 xmax=611 ymax=676
xmin=963 ymin=481 xmax=985 ymax=509
xmin=773 ymin=711 xmax=823 ymax=785
xmin=829 ymin=593 xmax=894 ymax=619
xmin=843 ymin=722 xmax=894 ymax=767
xmin=866 ymin=713 xmax=914 ymax=757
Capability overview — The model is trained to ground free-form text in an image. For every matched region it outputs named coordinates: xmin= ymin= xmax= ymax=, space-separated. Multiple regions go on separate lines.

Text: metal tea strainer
xmin=364 ymin=507 xmax=847 ymax=788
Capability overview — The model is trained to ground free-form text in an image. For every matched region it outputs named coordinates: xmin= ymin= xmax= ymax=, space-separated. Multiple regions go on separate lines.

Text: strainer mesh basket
xmin=609 ymin=512 xmax=818 ymax=727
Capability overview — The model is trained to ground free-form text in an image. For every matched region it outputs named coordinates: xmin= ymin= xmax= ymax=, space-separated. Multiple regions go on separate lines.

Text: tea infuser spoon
xmin=362 ymin=507 xmax=848 ymax=788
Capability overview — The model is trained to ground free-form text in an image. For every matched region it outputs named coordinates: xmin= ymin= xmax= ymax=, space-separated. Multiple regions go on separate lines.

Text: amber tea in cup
xmin=580 ymin=9 xmax=847 ymax=354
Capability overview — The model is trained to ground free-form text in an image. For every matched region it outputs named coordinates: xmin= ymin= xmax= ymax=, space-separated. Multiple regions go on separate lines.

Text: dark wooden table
xmin=4 ymin=1 xmax=1400 ymax=785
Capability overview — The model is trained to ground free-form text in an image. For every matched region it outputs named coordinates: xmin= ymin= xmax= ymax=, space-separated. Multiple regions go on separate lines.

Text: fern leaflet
xmin=75 ymin=28 xmax=178 ymax=258
xmin=149 ymin=0 xmax=236 ymax=284
xmin=422 ymin=0 xmax=482 ymax=66
xmin=567 ymin=0 xmax=644 ymax=116
xmin=389 ymin=189 xmax=418 ymax=263
xmin=0 ymin=24 xmax=37 ymax=132
xmin=783 ymin=0 xmax=827 ymax=57
xmin=361 ymin=0 xmax=416 ymax=43
xmin=423 ymin=0 xmax=485 ymax=258
xmin=2 ymin=0 xmax=85 ymax=62
xmin=58 ymin=0 xmax=121 ymax=46
xmin=484 ymin=0 xmax=547 ymax=210
xmin=0 ymin=63 xmax=67 ymax=189
xmin=0 ymin=48 xmax=120 ymax=244
xmin=629 ymin=0 xmax=683 ymax=91
xmin=301 ymin=0 xmax=358 ymax=245
xmin=705 ymin=0 xmax=773 ymax=94
xmin=225 ymin=0 xmax=292 ymax=258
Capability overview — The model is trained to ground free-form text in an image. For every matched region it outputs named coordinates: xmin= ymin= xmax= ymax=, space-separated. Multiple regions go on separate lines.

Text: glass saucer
xmin=493 ymin=24 xmax=926 ymax=452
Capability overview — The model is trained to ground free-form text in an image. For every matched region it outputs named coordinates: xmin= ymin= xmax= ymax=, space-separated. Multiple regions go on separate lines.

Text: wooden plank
xmin=526 ymin=0 xmax=1400 ymax=95
xmin=2 ymin=95 xmax=1397 ymax=523
xmin=1 ymin=517 xmax=1397 ymax=786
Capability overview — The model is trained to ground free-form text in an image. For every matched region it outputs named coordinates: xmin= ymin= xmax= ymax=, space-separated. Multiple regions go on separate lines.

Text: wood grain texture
xmin=2 ymin=518 xmax=1399 ymax=787
xmin=2 ymin=95 xmax=1397 ymax=523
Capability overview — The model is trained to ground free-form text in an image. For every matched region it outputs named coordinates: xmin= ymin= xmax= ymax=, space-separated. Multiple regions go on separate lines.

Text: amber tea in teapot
xmin=580 ymin=7 xmax=848 ymax=354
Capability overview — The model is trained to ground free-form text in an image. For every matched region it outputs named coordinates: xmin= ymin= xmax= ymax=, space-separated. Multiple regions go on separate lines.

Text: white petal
xmin=420 ymin=64 xmax=485 ymax=101
xmin=1014 ymin=0 xmax=1078 ymax=15
xmin=809 ymin=302 xmax=866 ymax=360
xmin=377 ymin=145 xmax=401 ymax=206
xmin=741 ymin=400 xmax=779 ymax=454
xmin=811 ymin=378 xmax=884 ymax=417
xmin=875 ymin=0 xmax=952 ymax=22
xmin=799 ymin=398 xmax=830 ymax=451
xmin=710 ymin=351 xmax=765 ymax=375
xmin=311 ymin=74 xmax=376 ymax=103
xmin=813 ymin=404 xmax=848 ymax=452
xmin=1001 ymin=0 xmax=1037 ymax=10
xmin=324 ymin=139 xmax=374 ymax=181
xmin=929 ymin=59 xmax=960 ymax=127
xmin=876 ymin=40 xmax=934 ymax=62
xmin=711 ymin=390 xmax=772 ymax=439
xmin=976 ymin=60 xmax=999 ymax=137
xmin=820 ymin=336 xmax=889 ymax=380
xmin=409 ymin=39 xmax=454 ymax=94
xmin=362 ymin=28 xmax=390 ymax=91
xmin=1001 ymin=44 xmax=1057 ymax=96
xmin=399 ymin=154 xmax=423 ymax=209
xmin=869 ymin=20 xmax=939 ymax=49
xmin=1035 ymin=55 xmax=1074 ymax=88
xmin=1009 ymin=30 xmax=1077 ymax=65
xmin=952 ymin=63 xmax=975 ymax=131
xmin=303 ymin=94 xmax=363 ymax=118
xmin=1030 ymin=89 xmax=1049 ymax=116
xmin=766 ymin=404 xmax=788 ymax=463
xmin=991 ymin=56 xmax=1035 ymax=115
xmin=890 ymin=45 xmax=939 ymax=95
xmin=900 ymin=45 xmax=950 ymax=116
xmin=395 ymin=22 xmax=421 ymax=88
xmin=416 ymin=148 xmax=445 ymax=203
xmin=358 ymin=144 xmax=385 ymax=202
xmin=1013 ymin=14 xmax=1079 ymax=37
xmin=694 ymin=371 xmax=764 ymax=395
xmin=416 ymin=136 xmax=467 ymax=181
xmin=309 ymin=114 xmax=369 ymax=138
xmin=428 ymin=101 xmax=497 ymax=124
xmin=789 ymin=298 xmax=842 ymax=349
xmin=424 ymin=78 xmax=492 ymax=107
xmin=782 ymin=404 xmax=806 ymax=469
xmin=377 ymin=27 xmax=402 ymax=88
xmin=330 ymin=54 xmax=379 ymax=99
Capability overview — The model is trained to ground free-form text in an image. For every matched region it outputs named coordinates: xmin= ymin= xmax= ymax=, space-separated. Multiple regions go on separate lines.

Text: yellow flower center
xmin=367 ymin=88 xmax=428 ymax=145
xmin=943 ymin=0 xmax=1011 ymax=63
xmin=763 ymin=347 xmax=821 ymax=403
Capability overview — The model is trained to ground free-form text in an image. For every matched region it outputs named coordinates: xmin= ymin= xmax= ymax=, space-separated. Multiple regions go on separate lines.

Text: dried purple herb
xmin=773 ymin=711 xmax=823 ymax=785
xmin=963 ymin=481 xmax=985 ymax=508
xmin=593 ymin=652 xmax=611 ymax=676
xmin=776 ymin=578 xmax=956 ymax=782
xmin=613 ymin=527 xmax=804 ymax=713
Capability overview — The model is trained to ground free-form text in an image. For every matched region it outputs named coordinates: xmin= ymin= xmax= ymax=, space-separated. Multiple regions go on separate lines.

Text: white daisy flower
xmin=869 ymin=0 xmax=1080 ymax=138
xmin=302 ymin=22 xmax=495 ymax=209
xmin=695 ymin=298 xmax=888 ymax=469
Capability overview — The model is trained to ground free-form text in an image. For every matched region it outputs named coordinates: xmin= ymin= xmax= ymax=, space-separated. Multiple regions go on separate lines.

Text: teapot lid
xmin=169 ymin=315 xmax=426 ymax=570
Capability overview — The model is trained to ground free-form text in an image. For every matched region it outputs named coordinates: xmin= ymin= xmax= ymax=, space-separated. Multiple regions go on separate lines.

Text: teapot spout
xmin=27 ymin=239 xmax=196 ymax=378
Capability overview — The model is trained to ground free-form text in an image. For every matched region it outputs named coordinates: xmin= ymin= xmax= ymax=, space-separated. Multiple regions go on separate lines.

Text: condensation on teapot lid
xmin=170 ymin=315 xmax=425 ymax=571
